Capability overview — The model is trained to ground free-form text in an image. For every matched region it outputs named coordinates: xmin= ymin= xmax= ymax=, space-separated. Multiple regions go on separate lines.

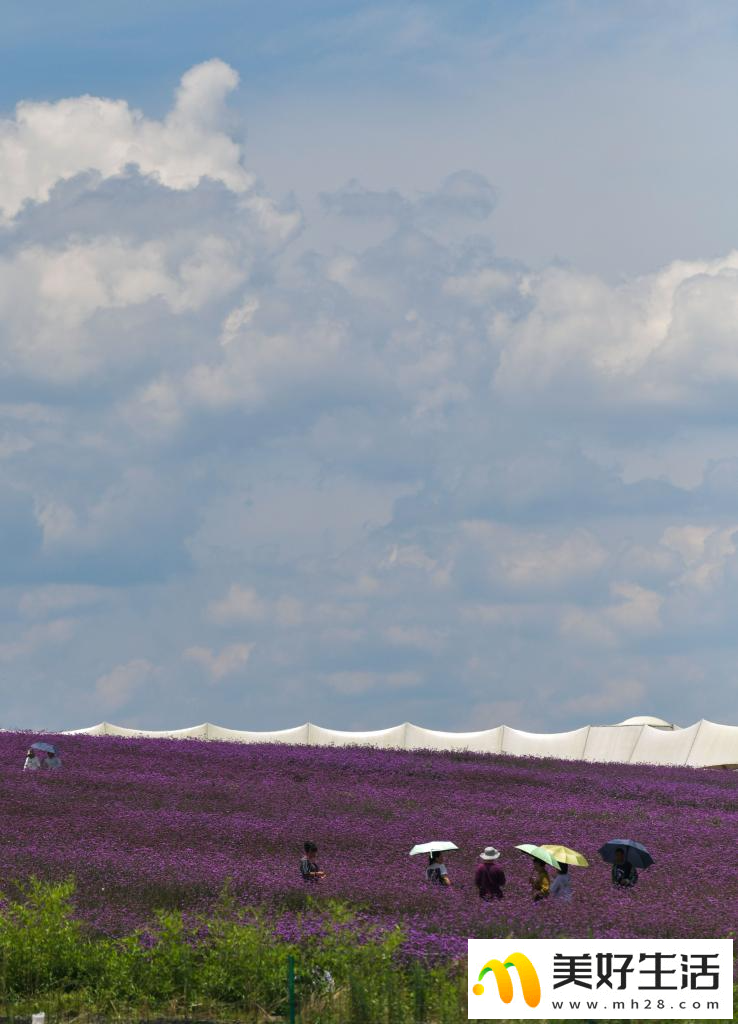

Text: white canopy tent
xmin=499 ymin=726 xmax=590 ymax=760
xmin=404 ymin=724 xmax=503 ymax=753
xmin=60 ymin=718 xmax=738 ymax=768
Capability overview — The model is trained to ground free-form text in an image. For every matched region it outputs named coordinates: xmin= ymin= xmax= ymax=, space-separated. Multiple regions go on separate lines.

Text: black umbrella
xmin=598 ymin=839 xmax=653 ymax=869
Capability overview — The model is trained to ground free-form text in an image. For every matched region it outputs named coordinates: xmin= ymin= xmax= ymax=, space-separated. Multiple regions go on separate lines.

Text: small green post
xmin=288 ymin=954 xmax=296 ymax=1024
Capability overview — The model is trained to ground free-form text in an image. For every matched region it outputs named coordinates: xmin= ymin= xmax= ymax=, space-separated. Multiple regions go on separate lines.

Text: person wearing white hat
xmin=474 ymin=847 xmax=506 ymax=900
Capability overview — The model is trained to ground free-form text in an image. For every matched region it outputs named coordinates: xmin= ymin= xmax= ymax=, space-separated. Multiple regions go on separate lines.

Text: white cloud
xmin=560 ymin=583 xmax=663 ymax=647
xmin=207 ymin=585 xmax=266 ymax=625
xmin=443 ymin=266 xmax=515 ymax=304
xmin=95 ymin=658 xmax=157 ymax=712
xmin=219 ymin=297 xmax=260 ymax=347
xmin=3 ymin=58 xmax=738 ymax=732
xmin=382 ymin=544 xmax=437 ymax=572
xmin=493 ymin=252 xmax=738 ymax=410
xmin=185 ymin=643 xmax=254 ymax=681
xmin=0 ymin=618 xmax=76 ymax=663
xmin=0 ymin=60 xmax=251 ymax=221
xmin=0 ymin=235 xmax=248 ymax=381
xmin=661 ymin=524 xmax=738 ymax=592
xmin=207 ymin=585 xmax=304 ymax=627
xmin=462 ymin=522 xmax=608 ymax=591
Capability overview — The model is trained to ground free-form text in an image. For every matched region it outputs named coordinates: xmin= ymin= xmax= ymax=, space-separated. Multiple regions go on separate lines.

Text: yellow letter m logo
xmin=472 ymin=952 xmax=541 ymax=1007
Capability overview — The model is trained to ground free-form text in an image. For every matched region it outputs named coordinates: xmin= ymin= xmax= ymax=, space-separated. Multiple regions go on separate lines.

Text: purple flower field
xmin=2 ymin=732 xmax=736 ymax=962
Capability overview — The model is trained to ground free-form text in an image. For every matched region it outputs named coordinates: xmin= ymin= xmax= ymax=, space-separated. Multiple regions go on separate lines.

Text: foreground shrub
xmin=0 ymin=879 xmax=467 ymax=1022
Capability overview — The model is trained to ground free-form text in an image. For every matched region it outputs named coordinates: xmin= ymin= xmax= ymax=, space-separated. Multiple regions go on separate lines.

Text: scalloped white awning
xmin=59 ymin=719 xmax=738 ymax=768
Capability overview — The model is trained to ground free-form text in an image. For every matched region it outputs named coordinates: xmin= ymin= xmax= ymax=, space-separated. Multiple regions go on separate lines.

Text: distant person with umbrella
xmin=35 ymin=743 xmax=62 ymax=769
xmin=599 ymin=839 xmax=653 ymax=888
xmin=530 ymin=859 xmax=550 ymax=900
xmin=540 ymin=844 xmax=589 ymax=901
xmin=611 ymin=848 xmax=638 ymax=887
xmin=26 ymin=741 xmax=60 ymax=771
xmin=550 ymin=862 xmax=572 ymax=899
xmin=474 ymin=846 xmax=506 ymax=900
xmin=23 ymin=749 xmax=41 ymax=771
xmin=409 ymin=841 xmax=457 ymax=887
xmin=515 ymin=844 xmax=560 ymax=901
xmin=427 ymin=850 xmax=451 ymax=886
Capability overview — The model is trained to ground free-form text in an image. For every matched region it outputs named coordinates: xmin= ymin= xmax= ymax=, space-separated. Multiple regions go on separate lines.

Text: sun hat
xmin=479 ymin=846 xmax=501 ymax=861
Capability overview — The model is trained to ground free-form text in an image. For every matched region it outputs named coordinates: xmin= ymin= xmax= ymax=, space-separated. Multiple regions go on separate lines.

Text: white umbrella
xmin=409 ymin=841 xmax=458 ymax=856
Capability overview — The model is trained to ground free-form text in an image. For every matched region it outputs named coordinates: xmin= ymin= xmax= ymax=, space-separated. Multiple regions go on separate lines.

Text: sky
xmin=2 ymin=1 xmax=738 ymax=732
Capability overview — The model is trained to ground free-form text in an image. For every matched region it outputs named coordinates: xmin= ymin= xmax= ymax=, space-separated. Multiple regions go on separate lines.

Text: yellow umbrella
xmin=540 ymin=844 xmax=589 ymax=867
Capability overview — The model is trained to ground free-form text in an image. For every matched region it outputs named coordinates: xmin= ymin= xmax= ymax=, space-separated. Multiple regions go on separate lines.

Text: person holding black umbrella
xmin=598 ymin=839 xmax=653 ymax=888
xmin=611 ymin=848 xmax=638 ymax=887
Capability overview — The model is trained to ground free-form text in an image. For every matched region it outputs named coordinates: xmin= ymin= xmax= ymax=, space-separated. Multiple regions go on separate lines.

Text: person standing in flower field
xmin=23 ymin=749 xmax=41 ymax=771
xmin=530 ymin=859 xmax=550 ymax=901
xmin=474 ymin=846 xmax=505 ymax=900
xmin=300 ymin=841 xmax=325 ymax=881
xmin=426 ymin=851 xmax=451 ymax=886
xmin=611 ymin=848 xmax=638 ymax=888
xmin=550 ymin=862 xmax=572 ymax=900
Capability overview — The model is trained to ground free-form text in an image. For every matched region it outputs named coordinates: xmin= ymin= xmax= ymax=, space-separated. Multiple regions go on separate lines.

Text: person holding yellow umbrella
xmin=540 ymin=845 xmax=589 ymax=901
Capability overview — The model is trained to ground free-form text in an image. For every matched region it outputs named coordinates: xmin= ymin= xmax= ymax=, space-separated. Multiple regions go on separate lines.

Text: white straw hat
xmin=479 ymin=846 xmax=501 ymax=861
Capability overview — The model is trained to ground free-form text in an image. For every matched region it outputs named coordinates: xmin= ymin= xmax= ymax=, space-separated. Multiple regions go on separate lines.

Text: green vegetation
xmin=0 ymin=878 xmax=466 ymax=1022
xmin=0 ymin=880 xmax=732 ymax=1023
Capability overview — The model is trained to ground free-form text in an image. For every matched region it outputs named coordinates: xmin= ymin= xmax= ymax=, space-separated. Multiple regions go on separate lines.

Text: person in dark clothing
xmin=611 ymin=847 xmax=638 ymax=888
xmin=474 ymin=846 xmax=506 ymax=900
xmin=300 ymin=841 xmax=325 ymax=881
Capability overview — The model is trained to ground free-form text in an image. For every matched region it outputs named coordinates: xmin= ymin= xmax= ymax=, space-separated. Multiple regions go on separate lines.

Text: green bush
xmin=0 ymin=878 xmax=468 ymax=1021
xmin=0 ymin=880 xmax=732 ymax=1022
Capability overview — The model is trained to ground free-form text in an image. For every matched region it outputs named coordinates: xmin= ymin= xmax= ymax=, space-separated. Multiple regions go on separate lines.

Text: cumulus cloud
xmin=95 ymin=658 xmax=157 ymax=712
xmin=207 ymin=585 xmax=266 ymax=624
xmin=0 ymin=618 xmax=76 ymax=663
xmin=560 ymin=583 xmax=663 ymax=648
xmin=185 ymin=643 xmax=254 ymax=682
xmin=493 ymin=252 xmax=738 ymax=415
xmin=2 ymin=60 xmax=738 ymax=732
xmin=0 ymin=60 xmax=250 ymax=220
xmin=0 ymin=234 xmax=248 ymax=382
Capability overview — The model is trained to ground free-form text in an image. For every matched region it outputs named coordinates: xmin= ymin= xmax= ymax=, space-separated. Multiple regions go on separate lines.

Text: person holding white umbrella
xmin=409 ymin=841 xmax=457 ymax=887
xmin=427 ymin=851 xmax=451 ymax=886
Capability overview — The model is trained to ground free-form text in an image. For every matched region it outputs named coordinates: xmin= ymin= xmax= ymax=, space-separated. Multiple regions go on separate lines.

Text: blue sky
xmin=2 ymin=1 xmax=738 ymax=731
